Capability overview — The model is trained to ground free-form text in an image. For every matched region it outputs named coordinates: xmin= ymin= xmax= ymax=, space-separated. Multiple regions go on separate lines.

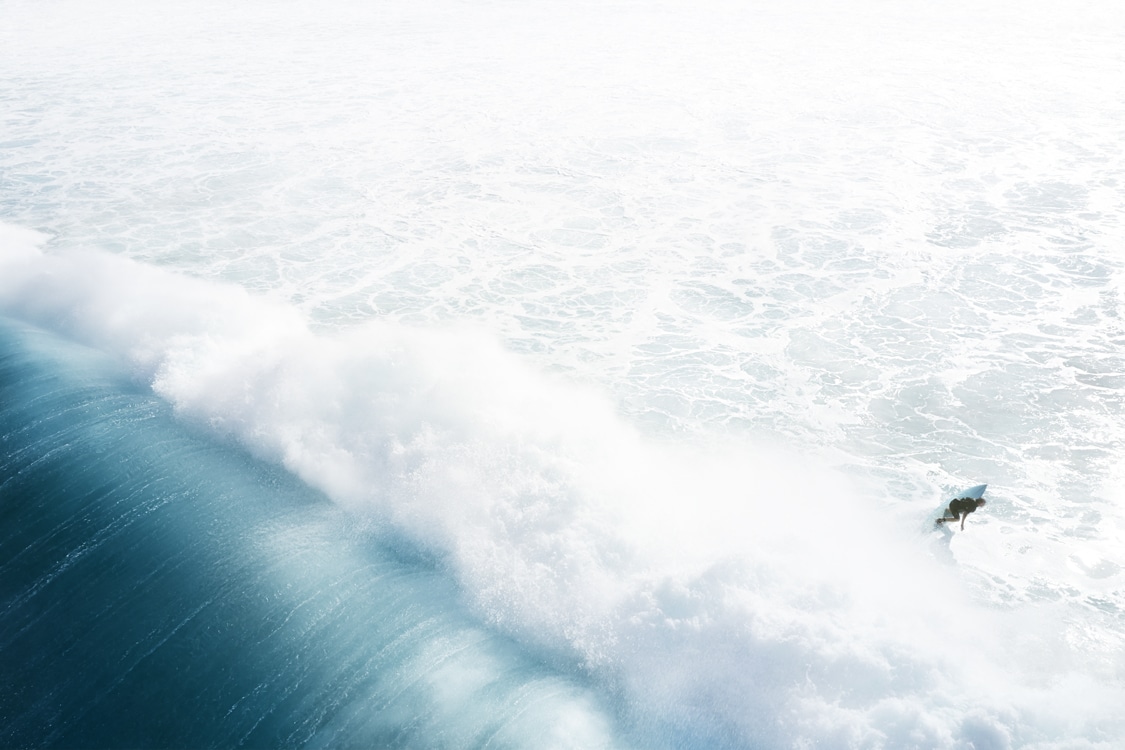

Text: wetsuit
xmin=946 ymin=498 xmax=979 ymax=520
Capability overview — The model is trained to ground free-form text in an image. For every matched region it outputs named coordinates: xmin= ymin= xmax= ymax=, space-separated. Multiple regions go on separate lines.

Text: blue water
xmin=2 ymin=1 xmax=1124 ymax=747
xmin=0 ymin=319 xmax=624 ymax=748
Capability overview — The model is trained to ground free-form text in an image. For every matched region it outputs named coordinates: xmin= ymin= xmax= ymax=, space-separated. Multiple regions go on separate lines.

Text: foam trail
xmin=2 ymin=228 xmax=1123 ymax=748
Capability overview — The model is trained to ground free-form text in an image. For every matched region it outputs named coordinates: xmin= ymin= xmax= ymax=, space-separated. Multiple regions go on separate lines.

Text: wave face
xmin=0 ymin=319 xmax=624 ymax=749
xmin=3 ymin=0 xmax=1125 ymax=747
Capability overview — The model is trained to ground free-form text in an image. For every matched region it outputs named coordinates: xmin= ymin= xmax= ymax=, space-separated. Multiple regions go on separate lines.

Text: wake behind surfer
xmin=935 ymin=497 xmax=986 ymax=530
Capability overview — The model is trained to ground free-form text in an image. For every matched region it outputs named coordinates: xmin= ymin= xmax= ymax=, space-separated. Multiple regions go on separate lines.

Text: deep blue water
xmin=0 ymin=318 xmax=624 ymax=749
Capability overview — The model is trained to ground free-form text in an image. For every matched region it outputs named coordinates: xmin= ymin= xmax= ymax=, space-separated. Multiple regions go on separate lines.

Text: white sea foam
xmin=3 ymin=0 xmax=1125 ymax=745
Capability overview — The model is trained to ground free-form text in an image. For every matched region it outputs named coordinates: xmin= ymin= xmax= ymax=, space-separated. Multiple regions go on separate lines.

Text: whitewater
xmin=1 ymin=0 xmax=1123 ymax=747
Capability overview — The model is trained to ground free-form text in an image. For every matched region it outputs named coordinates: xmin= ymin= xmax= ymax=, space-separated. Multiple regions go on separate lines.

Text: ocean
xmin=1 ymin=0 xmax=1123 ymax=747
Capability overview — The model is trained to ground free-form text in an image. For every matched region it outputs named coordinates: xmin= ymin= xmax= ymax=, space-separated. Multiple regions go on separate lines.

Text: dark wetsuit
xmin=946 ymin=498 xmax=979 ymax=520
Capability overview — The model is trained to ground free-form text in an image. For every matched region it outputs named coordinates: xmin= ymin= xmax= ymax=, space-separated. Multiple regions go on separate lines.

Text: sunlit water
xmin=2 ymin=0 xmax=1124 ymax=747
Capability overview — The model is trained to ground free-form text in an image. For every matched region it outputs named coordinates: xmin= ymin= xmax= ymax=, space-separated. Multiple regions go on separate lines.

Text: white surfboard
xmin=955 ymin=484 xmax=988 ymax=500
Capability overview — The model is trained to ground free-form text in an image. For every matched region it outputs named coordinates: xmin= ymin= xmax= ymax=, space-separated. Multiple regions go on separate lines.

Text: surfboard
xmin=956 ymin=484 xmax=988 ymax=500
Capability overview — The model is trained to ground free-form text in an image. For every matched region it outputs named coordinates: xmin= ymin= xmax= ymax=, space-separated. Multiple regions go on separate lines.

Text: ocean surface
xmin=2 ymin=1 xmax=1123 ymax=747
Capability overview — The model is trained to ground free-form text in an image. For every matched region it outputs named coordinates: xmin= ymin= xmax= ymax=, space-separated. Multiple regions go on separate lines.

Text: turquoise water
xmin=0 ymin=320 xmax=624 ymax=748
xmin=2 ymin=1 xmax=1124 ymax=747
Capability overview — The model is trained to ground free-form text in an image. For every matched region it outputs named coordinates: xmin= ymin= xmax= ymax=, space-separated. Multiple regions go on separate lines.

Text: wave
xmin=0 ymin=317 xmax=625 ymax=749
xmin=2 ymin=224 xmax=1122 ymax=748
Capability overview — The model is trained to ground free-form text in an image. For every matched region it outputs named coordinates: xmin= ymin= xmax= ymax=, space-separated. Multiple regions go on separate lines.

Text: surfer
xmin=935 ymin=497 xmax=986 ymax=530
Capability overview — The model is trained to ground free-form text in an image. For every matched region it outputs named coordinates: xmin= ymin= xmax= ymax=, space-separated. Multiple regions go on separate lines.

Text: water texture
xmin=1 ymin=0 xmax=1124 ymax=747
